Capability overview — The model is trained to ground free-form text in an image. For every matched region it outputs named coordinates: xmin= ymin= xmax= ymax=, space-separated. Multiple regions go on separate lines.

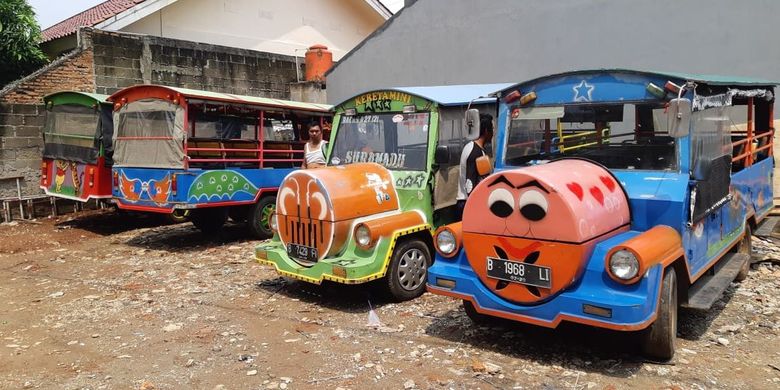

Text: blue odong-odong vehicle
xmin=427 ymin=69 xmax=775 ymax=360
xmin=109 ymin=85 xmax=331 ymax=237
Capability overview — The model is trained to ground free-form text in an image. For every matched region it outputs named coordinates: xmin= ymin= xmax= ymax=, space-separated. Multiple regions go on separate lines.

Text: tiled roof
xmin=41 ymin=0 xmax=146 ymax=43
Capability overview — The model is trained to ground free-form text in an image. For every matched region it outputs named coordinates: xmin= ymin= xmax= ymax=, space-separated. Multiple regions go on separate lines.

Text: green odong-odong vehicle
xmin=256 ymin=84 xmax=509 ymax=300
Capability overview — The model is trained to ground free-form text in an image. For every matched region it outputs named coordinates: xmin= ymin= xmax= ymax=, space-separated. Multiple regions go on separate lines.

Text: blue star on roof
xmin=573 ymin=80 xmax=594 ymax=102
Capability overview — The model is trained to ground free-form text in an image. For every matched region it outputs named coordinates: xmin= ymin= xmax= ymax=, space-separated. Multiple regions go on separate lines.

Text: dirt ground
xmin=0 ymin=210 xmax=779 ymax=390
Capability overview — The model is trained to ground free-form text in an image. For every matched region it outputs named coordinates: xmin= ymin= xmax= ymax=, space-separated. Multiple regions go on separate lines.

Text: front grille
xmin=285 ymin=217 xmax=325 ymax=248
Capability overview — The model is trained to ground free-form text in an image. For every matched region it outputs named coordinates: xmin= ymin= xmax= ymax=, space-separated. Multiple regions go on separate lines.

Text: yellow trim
xmin=256 ymin=224 xmax=433 ymax=285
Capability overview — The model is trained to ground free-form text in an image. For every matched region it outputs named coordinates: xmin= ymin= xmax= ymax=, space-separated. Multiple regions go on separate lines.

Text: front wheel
xmin=382 ymin=238 xmax=431 ymax=302
xmin=190 ymin=208 xmax=228 ymax=234
xmin=249 ymin=196 xmax=276 ymax=239
xmin=734 ymin=224 xmax=753 ymax=282
xmin=462 ymin=300 xmax=492 ymax=325
xmin=640 ymin=267 xmax=678 ymax=361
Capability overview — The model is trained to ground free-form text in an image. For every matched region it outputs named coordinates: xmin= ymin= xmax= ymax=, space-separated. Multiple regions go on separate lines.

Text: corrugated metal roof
xmin=44 ymin=91 xmax=111 ymax=104
xmin=41 ymin=0 xmax=146 ymax=42
xmin=499 ymin=69 xmax=778 ymax=95
xmin=109 ymin=85 xmax=332 ymax=112
xmin=389 ymin=83 xmax=514 ymax=106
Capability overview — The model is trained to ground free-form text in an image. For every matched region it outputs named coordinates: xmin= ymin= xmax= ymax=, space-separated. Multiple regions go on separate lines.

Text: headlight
xmin=269 ymin=213 xmax=278 ymax=232
xmin=436 ymin=229 xmax=456 ymax=255
xmin=609 ymin=249 xmax=639 ymax=281
xmin=355 ymin=224 xmax=372 ymax=248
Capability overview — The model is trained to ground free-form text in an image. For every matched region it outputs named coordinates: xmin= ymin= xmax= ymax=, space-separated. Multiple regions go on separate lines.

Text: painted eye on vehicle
xmin=488 ymin=188 xmax=514 ymax=218
xmin=518 ymin=189 xmax=548 ymax=221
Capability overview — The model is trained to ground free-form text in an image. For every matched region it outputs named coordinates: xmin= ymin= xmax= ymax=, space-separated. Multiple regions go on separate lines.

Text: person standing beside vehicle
xmin=456 ymin=113 xmax=494 ymax=219
xmin=302 ymin=122 xmax=327 ymax=169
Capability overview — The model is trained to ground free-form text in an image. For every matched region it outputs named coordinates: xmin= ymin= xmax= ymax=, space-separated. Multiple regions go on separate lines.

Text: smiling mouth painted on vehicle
xmin=493 ymin=237 xmax=542 ymax=297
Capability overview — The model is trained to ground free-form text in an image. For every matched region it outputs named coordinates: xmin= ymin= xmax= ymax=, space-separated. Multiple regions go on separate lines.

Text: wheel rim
xmin=397 ymin=248 xmax=427 ymax=291
xmin=172 ymin=209 xmax=189 ymax=219
xmin=260 ymin=204 xmax=275 ymax=231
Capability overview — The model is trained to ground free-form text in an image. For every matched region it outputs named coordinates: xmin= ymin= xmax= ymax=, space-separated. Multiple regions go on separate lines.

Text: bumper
xmin=255 ymin=237 xmax=394 ymax=285
xmin=427 ymin=244 xmax=664 ymax=331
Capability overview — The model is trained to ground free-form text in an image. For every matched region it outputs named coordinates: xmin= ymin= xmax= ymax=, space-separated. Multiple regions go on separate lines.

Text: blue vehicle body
xmin=428 ymin=69 xmax=775 ymax=334
xmin=113 ymin=167 xmax=293 ymax=211
xmin=107 ymin=85 xmax=332 ymax=236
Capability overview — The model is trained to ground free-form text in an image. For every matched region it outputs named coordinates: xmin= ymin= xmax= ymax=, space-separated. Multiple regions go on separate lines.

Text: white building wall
xmin=121 ymin=0 xmax=385 ymax=60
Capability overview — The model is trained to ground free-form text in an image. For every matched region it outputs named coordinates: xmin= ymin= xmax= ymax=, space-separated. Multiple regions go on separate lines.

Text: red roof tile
xmin=41 ymin=0 xmax=146 ymax=43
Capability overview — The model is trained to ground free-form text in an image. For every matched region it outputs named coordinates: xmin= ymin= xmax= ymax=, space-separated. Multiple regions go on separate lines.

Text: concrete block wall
xmin=91 ymin=29 xmax=301 ymax=98
xmin=0 ymin=103 xmax=45 ymax=198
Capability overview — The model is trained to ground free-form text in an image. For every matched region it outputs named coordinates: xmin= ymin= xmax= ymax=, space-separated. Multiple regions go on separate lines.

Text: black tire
xmin=462 ymin=300 xmax=492 ymax=325
xmin=640 ymin=267 xmax=678 ymax=361
xmin=190 ymin=208 xmax=228 ymax=234
xmin=249 ymin=196 xmax=276 ymax=239
xmin=734 ymin=224 xmax=752 ymax=282
xmin=382 ymin=238 xmax=431 ymax=302
xmin=163 ymin=209 xmax=190 ymax=224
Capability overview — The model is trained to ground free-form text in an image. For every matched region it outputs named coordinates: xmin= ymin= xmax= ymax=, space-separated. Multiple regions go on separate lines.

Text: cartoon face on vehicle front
xmin=461 ymin=159 xmax=631 ymax=304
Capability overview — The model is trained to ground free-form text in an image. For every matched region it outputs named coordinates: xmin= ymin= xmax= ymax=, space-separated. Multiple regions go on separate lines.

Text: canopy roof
xmin=386 ymin=83 xmax=513 ymax=106
xmin=44 ymin=91 xmax=111 ymax=106
xmin=109 ymin=85 xmax=332 ymax=113
xmin=498 ymin=69 xmax=778 ymax=96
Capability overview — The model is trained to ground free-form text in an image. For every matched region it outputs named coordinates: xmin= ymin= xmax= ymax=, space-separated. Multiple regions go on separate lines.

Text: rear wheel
xmin=164 ymin=209 xmax=190 ymax=224
xmin=382 ymin=238 xmax=430 ymax=302
xmin=640 ymin=267 xmax=678 ymax=361
xmin=249 ymin=196 xmax=276 ymax=239
xmin=735 ymin=224 xmax=752 ymax=282
xmin=190 ymin=207 xmax=228 ymax=234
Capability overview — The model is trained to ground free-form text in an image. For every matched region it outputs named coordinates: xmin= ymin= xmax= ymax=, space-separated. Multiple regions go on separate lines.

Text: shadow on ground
xmin=254 ymin=277 xmax=394 ymax=314
xmin=57 ymin=209 xmax=178 ymax=236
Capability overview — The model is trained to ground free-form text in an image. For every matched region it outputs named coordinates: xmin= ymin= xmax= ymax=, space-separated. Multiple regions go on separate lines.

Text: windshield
xmin=113 ymin=99 xmax=185 ymax=168
xmin=44 ymin=104 xmax=98 ymax=149
xmin=504 ymin=104 xmax=677 ymax=170
xmin=329 ymin=112 xmax=430 ymax=171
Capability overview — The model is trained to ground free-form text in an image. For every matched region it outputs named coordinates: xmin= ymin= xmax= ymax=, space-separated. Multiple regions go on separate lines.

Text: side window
xmin=263 ymin=118 xmax=296 ymax=141
xmin=691 ymin=106 xmax=732 ymax=174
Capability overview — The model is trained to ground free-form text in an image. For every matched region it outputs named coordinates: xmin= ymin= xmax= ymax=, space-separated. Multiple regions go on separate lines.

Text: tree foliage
xmin=0 ymin=0 xmax=48 ymax=88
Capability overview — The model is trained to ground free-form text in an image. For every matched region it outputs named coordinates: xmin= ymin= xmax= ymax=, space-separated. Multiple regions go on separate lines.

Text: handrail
xmin=43 ymin=132 xmax=95 ymax=140
xmin=116 ymin=136 xmax=175 ymax=140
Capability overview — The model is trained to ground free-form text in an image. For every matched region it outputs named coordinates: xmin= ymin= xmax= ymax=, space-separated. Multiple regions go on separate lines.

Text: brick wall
xmin=0 ymin=49 xmax=95 ymax=104
xmin=0 ymin=103 xmax=45 ymax=198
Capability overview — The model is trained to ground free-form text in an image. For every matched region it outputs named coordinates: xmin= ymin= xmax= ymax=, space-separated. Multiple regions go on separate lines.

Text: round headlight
xmin=355 ymin=224 xmax=371 ymax=247
xmin=609 ymin=249 xmax=640 ymax=280
xmin=436 ymin=229 xmax=456 ymax=255
xmin=269 ymin=213 xmax=278 ymax=231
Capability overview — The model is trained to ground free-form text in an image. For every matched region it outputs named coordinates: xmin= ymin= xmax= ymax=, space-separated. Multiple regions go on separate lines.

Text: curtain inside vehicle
xmin=113 ymin=99 xmax=185 ymax=169
xmin=42 ymin=104 xmax=100 ymax=164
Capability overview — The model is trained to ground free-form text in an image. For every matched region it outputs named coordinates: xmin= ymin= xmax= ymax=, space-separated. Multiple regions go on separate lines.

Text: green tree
xmin=0 ymin=0 xmax=48 ymax=88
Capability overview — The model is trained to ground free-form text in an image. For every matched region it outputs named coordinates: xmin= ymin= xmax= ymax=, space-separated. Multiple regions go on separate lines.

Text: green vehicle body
xmin=255 ymin=84 xmax=510 ymax=297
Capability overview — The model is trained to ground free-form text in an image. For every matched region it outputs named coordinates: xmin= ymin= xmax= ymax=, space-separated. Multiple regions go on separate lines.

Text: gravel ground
xmin=0 ymin=210 xmax=779 ymax=389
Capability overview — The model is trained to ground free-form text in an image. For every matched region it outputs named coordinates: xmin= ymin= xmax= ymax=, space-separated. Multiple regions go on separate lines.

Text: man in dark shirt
xmin=456 ymin=113 xmax=494 ymax=219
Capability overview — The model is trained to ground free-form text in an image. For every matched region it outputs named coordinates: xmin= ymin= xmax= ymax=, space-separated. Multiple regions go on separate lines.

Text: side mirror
xmin=667 ymin=98 xmax=691 ymax=138
xmin=465 ymin=108 xmax=480 ymax=141
xmin=476 ymin=155 xmax=492 ymax=176
xmin=434 ymin=145 xmax=450 ymax=165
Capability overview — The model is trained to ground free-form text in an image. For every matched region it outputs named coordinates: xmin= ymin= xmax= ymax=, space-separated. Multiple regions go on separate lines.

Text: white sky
xmin=30 ymin=0 xmax=405 ymax=30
